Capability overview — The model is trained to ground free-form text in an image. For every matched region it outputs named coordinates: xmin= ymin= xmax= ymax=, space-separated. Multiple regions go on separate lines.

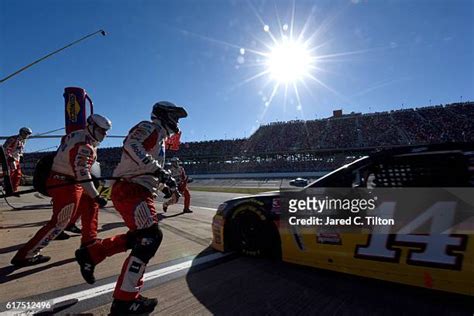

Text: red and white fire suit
xmin=84 ymin=120 xmax=167 ymax=301
xmin=2 ymin=135 xmax=26 ymax=192
xmin=12 ymin=130 xmax=101 ymax=261
xmin=164 ymin=164 xmax=191 ymax=210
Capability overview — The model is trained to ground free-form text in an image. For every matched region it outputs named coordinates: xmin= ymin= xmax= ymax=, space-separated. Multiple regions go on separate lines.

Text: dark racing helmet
xmin=151 ymin=101 xmax=187 ymax=135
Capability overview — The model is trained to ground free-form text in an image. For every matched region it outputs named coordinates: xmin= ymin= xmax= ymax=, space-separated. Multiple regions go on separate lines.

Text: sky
xmin=1 ymin=0 xmax=473 ymax=152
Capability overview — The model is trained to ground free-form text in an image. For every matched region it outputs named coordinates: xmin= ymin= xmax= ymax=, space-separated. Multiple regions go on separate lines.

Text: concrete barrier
xmin=189 ymin=171 xmax=328 ymax=179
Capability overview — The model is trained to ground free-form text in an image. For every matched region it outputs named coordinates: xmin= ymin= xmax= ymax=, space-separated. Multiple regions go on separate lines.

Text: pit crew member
xmin=74 ymin=101 xmax=187 ymax=315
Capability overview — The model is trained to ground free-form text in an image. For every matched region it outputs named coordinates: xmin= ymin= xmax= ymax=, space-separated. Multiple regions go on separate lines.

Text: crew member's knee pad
xmin=130 ymin=224 xmax=163 ymax=264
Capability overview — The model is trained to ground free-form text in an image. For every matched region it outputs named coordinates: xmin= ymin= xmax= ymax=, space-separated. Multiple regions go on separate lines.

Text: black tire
xmin=228 ymin=207 xmax=281 ymax=259
xmin=33 ymin=153 xmax=55 ymax=196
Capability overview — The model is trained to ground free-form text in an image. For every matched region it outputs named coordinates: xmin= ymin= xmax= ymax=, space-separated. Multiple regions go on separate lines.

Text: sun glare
xmin=219 ymin=2 xmax=361 ymax=116
xmin=267 ymin=40 xmax=312 ymax=83
xmin=179 ymin=2 xmax=365 ymax=117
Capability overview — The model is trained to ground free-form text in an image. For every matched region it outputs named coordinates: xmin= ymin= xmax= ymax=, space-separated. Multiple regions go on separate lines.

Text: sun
xmin=220 ymin=2 xmax=365 ymax=115
xmin=267 ymin=39 xmax=313 ymax=83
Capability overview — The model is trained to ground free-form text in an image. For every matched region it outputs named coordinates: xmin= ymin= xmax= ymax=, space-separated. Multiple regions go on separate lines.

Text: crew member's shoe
xmin=65 ymin=224 xmax=82 ymax=234
xmin=109 ymin=295 xmax=158 ymax=315
xmin=11 ymin=255 xmax=51 ymax=267
xmin=56 ymin=231 xmax=71 ymax=240
xmin=183 ymin=208 xmax=193 ymax=213
xmin=75 ymin=247 xmax=96 ymax=284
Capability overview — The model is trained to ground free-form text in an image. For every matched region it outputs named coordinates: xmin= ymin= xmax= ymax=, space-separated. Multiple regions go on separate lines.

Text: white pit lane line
xmin=196 ymin=206 xmax=217 ymax=211
xmin=167 ymin=205 xmax=216 ymax=212
xmin=0 ymin=252 xmax=231 ymax=315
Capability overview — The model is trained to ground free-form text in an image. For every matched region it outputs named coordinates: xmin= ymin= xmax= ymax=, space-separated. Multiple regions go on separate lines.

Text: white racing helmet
xmin=19 ymin=127 xmax=33 ymax=138
xmin=170 ymin=157 xmax=180 ymax=165
xmin=87 ymin=114 xmax=112 ymax=142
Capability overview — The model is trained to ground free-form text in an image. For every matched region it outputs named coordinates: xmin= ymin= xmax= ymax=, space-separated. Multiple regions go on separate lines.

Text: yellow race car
xmin=212 ymin=143 xmax=474 ymax=296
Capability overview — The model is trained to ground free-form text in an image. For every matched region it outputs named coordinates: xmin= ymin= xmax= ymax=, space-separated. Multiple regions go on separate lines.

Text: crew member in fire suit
xmin=11 ymin=115 xmax=111 ymax=267
xmin=2 ymin=127 xmax=32 ymax=192
xmin=163 ymin=157 xmax=192 ymax=213
xmin=74 ymin=101 xmax=187 ymax=315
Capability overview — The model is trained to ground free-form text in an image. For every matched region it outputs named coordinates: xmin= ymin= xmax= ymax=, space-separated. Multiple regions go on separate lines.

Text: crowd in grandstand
xmin=22 ymin=102 xmax=473 ymax=176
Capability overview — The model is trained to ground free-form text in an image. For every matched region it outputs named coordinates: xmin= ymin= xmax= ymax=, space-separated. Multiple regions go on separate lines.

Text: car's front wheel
xmin=227 ymin=207 xmax=281 ymax=259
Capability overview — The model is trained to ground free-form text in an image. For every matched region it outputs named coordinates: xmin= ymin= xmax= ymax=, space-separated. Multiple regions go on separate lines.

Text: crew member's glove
xmin=95 ymin=196 xmax=108 ymax=208
xmin=155 ymin=169 xmax=171 ymax=183
xmin=154 ymin=168 xmax=177 ymax=187
xmin=165 ymin=177 xmax=177 ymax=189
xmin=161 ymin=177 xmax=178 ymax=197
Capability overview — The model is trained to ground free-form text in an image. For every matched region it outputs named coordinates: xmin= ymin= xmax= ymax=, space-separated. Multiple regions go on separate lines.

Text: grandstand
xmin=21 ymin=102 xmax=474 ymax=177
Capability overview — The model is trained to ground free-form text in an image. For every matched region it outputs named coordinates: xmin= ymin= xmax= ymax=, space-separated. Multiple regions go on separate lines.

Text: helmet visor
xmin=20 ymin=131 xmax=31 ymax=138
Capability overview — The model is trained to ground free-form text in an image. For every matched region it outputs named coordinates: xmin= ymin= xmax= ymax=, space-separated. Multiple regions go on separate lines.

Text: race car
xmin=211 ymin=143 xmax=474 ymax=296
xmin=289 ymin=177 xmax=308 ymax=187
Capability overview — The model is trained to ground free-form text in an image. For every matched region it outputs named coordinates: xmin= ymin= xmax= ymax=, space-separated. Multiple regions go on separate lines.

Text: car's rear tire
xmin=227 ymin=207 xmax=281 ymax=259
